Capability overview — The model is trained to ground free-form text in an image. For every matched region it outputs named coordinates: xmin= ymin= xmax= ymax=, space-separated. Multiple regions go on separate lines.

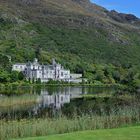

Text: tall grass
xmin=0 ymin=94 xmax=39 ymax=107
xmin=0 ymin=94 xmax=39 ymax=118
xmin=0 ymin=105 xmax=140 ymax=140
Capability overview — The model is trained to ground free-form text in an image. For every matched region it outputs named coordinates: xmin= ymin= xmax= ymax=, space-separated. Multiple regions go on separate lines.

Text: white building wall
xmin=12 ymin=64 xmax=26 ymax=72
xmin=12 ymin=58 xmax=83 ymax=83
xmin=70 ymin=74 xmax=82 ymax=79
xmin=36 ymin=70 xmax=42 ymax=79
xmin=59 ymin=70 xmax=70 ymax=81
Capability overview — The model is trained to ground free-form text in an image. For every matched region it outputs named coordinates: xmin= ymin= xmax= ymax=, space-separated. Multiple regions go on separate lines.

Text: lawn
xmin=14 ymin=126 xmax=140 ymax=140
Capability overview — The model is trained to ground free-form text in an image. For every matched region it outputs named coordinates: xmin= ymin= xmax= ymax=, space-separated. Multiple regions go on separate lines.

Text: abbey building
xmin=12 ymin=58 xmax=83 ymax=83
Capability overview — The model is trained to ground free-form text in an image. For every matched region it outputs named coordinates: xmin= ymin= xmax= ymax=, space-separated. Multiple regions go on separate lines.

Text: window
xmin=61 ymin=72 xmax=63 ymax=76
xmin=61 ymin=96 xmax=63 ymax=102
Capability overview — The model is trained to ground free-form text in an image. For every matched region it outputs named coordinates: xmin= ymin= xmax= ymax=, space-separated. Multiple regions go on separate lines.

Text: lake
xmin=0 ymin=85 xmax=119 ymax=119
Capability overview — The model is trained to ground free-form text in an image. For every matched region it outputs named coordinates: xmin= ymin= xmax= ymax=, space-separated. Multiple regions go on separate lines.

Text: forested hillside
xmin=0 ymin=0 xmax=140 ymax=85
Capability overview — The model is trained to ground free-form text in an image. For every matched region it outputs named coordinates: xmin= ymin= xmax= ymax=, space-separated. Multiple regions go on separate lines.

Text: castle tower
xmin=52 ymin=58 xmax=56 ymax=66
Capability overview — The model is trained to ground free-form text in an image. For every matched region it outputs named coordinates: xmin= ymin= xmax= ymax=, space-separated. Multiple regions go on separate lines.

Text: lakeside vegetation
xmin=0 ymin=93 xmax=140 ymax=140
xmin=0 ymin=94 xmax=38 ymax=108
xmin=1 ymin=104 xmax=140 ymax=140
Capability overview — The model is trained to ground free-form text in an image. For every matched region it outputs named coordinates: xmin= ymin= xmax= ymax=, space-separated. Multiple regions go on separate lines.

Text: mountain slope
xmin=0 ymin=0 xmax=140 ymax=72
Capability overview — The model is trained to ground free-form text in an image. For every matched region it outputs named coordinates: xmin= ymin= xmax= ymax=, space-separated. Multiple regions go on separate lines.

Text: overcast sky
xmin=90 ymin=0 xmax=140 ymax=18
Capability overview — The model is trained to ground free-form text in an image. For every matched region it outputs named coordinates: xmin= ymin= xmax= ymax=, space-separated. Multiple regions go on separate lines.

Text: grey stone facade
xmin=12 ymin=58 xmax=83 ymax=83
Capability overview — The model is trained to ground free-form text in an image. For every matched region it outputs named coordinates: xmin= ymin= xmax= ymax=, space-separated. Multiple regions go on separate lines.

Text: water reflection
xmin=0 ymin=86 xmax=117 ymax=119
xmin=33 ymin=87 xmax=84 ymax=114
xmin=36 ymin=94 xmax=71 ymax=111
xmin=33 ymin=86 xmax=117 ymax=115
xmin=40 ymin=86 xmax=85 ymax=95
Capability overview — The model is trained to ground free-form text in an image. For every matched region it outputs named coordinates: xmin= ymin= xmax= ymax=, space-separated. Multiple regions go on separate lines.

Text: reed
xmin=0 ymin=94 xmax=39 ymax=108
xmin=0 ymin=105 xmax=140 ymax=140
xmin=0 ymin=94 xmax=39 ymax=116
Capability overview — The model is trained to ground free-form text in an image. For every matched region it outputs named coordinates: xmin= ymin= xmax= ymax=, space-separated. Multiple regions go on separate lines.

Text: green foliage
xmin=1 ymin=18 xmax=140 ymax=67
xmin=10 ymin=71 xmax=19 ymax=82
xmin=0 ymin=54 xmax=11 ymax=71
xmin=36 ymin=78 xmax=41 ymax=84
xmin=0 ymin=70 xmax=25 ymax=84
xmin=1 ymin=15 xmax=140 ymax=88
xmin=18 ymin=72 xmax=25 ymax=81
xmin=0 ymin=70 xmax=10 ymax=83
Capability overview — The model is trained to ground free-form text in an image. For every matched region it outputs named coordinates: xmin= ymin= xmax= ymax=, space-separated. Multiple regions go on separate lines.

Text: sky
xmin=90 ymin=0 xmax=140 ymax=18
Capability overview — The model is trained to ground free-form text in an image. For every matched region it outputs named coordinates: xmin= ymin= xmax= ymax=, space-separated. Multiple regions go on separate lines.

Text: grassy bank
xmin=13 ymin=125 xmax=140 ymax=140
xmin=1 ymin=105 xmax=140 ymax=140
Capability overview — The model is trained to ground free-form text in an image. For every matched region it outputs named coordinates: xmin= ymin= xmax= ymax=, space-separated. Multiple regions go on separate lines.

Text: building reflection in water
xmin=33 ymin=86 xmax=86 ymax=114
xmin=39 ymin=93 xmax=71 ymax=109
xmin=32 ymin=86 xmax=113 ymax=115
